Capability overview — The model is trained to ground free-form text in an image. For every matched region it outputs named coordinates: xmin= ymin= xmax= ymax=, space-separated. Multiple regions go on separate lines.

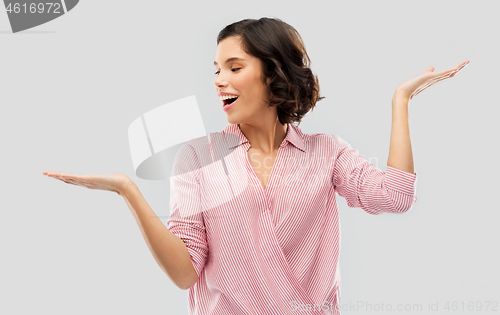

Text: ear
xmin=266 ymin=76 xmax=271 ymax=85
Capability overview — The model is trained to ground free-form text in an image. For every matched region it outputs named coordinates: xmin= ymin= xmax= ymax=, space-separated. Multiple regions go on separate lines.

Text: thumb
xmin=423 ymin=66 xmax=435 ymax=73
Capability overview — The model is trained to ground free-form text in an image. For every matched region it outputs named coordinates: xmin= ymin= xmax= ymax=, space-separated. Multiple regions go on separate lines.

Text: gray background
xmin=1 ymin=0 xmax=498 ymax=314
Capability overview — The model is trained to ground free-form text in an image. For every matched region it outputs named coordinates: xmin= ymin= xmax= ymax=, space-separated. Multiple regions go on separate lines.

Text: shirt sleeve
xmin=331 ymin=134 xmax=418 ymax=215
xmin=166 ymin=143 xmax=208 ymax=278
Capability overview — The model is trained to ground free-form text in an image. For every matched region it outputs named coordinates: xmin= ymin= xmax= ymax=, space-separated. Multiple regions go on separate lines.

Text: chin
xmin=225 ymin=113 xmax=242 ymax=125
xmin=226 ymin=116 xmax=239 ymax=125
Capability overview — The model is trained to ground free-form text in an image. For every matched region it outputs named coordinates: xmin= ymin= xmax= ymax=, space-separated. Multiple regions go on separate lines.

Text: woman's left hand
xmin=395 ymin=60 xmax=470 ymax=100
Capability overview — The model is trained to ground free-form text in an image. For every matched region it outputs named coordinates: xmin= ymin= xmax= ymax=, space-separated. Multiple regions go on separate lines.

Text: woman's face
xmin=214 ymin=36 xmax=271 ymax=125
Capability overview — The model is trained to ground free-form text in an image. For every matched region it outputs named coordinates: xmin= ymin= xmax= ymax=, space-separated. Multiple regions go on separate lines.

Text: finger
xmin=48 ymin=173 xmax=81 ymax=184
xmin=427 ymin=72 xmax=455 ymax=86
xmin=410 ymin=75 xmax=447 ymax=99
xmin=410 ymin=81 xmax=435 ymax=99
xmin=44 ymin=171 xmax=75 ymax=179
xmin=455 ymin=60 xmax=469 ymax=73
xmin=53 ymin=173 xmax=86 ymax=182
xmin=60 ymin=177 xmax=78 ymax=184
xmin=434 ymin=66 xmax=460 ymax=78
xmin=53 ymin=177 xmax=81 ymax=187
xmin=56 ymin=172 xmax=80 ymax=179
xmin=44 ymin=171 xmax=62 ymax=177
xmin=60 ymin=179 xmax=83 ymax=187
xmin=410 ymin=88 xmax=424 ymax=100
xmin=409 ymin=72 xmax=454 ymax=99
xmin=430 ymin=71 xmax=455 ymax=82
xmin=410 ymin=84 xmax=431 ymax=99
xmin=456 ymin=60 xmax=470 ymax=69
xmin=423 ymin=66 xmax=435 ymax=73
xmin=418 ymin=68 xmax=455 ymax=85
xmin=437 ymin=60 xmax=469 ymax=76
xmin=427 ymin=68 xmax=457 ymax=83
xmin=58 ymin=178 xmax=92 ymax=189
xmin=55 ymin=176 xmax=80 ymax=185
xmin=413 ymin=73 xmax=453 ymax=97
xmin=410 ymin=61 xmax=469 ymax=99
xmin=60 ymin=177 xmax=92 ymax=187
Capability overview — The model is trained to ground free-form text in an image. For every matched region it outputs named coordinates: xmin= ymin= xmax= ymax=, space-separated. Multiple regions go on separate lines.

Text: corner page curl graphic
xmin=127 ymin=95 xmax=249 ymax=217
xmin=4 ymin=0 xmax=79 ymax=33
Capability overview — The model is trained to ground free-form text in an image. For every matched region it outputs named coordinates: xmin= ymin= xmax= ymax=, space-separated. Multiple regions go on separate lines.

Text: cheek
xmin=236 ymin=73 xmax=252 ymax=87
xmin=245 ymin=74 xmax=264 ymax=94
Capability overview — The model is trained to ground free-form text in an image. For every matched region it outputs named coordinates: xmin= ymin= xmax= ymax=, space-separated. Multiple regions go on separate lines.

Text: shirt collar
xmin=221 ymin=122 xmax=306 ymax=153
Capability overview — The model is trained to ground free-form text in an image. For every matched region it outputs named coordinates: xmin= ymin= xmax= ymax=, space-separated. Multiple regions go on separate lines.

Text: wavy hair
xmin=217 ymin=17 xmax=325 ymax=125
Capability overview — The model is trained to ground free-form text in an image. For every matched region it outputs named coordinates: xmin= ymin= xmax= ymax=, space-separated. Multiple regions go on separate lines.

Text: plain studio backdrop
xmin=1 ymin=1 xmax=498 ymax=314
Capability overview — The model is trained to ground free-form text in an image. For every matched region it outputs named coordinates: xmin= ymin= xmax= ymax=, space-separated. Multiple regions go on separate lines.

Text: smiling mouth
xmin=223 ymin=97 xmax=238 ymax=107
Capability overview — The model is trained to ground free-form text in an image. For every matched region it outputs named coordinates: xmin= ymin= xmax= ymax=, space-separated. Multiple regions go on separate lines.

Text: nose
xmin=214 ymin=71 xmax=228 ymax=89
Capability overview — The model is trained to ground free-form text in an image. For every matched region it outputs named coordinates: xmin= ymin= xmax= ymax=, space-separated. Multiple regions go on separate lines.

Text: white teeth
xmin=219 ymin=95 xmax=238 ymax=101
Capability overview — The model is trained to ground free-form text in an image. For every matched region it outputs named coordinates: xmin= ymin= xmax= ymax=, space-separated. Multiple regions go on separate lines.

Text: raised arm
xmin=387 ymin=94 xmax=414 ymax=174
xmin=388 ymin=60 xmax=470 ymax=173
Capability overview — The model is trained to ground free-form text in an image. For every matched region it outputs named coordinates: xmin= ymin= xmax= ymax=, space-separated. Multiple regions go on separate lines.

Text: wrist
xmin=393 ymin=89 xmax=410 ymax=102
xmin=392 ymin=92 xmax=410 ymax=109
xmin=120 ymin=178 xmax=136 ymax=198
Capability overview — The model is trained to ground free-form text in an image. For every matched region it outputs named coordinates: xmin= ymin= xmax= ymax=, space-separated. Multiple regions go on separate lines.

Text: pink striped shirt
xmin=167 ymin=122 xmax=418 ymax=314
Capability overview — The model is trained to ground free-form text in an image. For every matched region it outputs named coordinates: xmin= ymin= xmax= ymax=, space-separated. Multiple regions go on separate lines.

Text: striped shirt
xmin=166 ymin=122 xmax=418 ymax=315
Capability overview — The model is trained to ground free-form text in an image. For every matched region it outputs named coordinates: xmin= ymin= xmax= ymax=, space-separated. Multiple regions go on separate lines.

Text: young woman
xmin=43 ymin=17 xmax=469 ymax=315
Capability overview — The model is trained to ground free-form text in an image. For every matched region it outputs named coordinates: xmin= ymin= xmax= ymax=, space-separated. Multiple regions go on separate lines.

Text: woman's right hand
xmin=42 ymin=170 xmax=132 ymax=196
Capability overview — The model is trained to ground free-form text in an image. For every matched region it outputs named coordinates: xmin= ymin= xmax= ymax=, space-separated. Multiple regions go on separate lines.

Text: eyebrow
xmin=213 ymin=57 xmax=245 ymax=66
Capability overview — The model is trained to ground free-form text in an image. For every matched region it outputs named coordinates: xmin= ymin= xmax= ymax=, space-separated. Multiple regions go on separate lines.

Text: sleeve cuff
xmin=385 ymin=165 xmax=418 ymax=195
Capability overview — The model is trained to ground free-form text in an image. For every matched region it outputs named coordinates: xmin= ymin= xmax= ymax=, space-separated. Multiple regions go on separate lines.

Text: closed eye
xmin=214 ymin=68 xmax=241 ymax=75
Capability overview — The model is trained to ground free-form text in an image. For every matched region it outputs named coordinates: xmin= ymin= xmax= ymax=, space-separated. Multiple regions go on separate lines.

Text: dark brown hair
xmin=217 ymin=17 xmax=325 ymax=125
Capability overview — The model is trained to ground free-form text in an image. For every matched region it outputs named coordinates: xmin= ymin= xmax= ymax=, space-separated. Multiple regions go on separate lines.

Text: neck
xmin=238 ymin=116 xmax=288 ymax=154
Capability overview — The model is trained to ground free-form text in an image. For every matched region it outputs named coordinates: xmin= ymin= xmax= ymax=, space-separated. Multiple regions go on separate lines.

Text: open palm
xmin=396 ymin=60 xmax=470 ymax=100
xmin=42 ymin=170 xmax=131 ymax=196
